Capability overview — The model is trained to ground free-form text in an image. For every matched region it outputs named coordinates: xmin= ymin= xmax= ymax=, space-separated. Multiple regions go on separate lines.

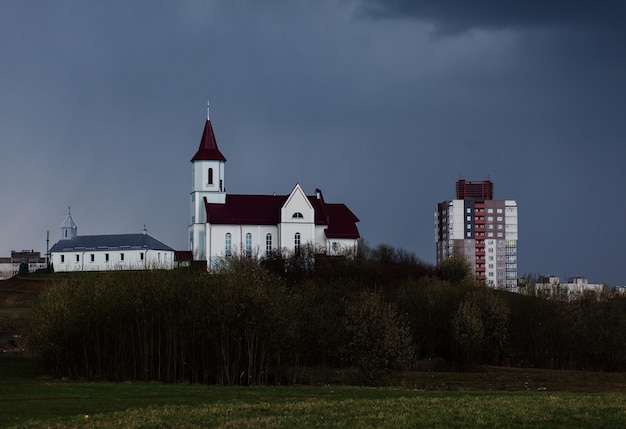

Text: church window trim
xmin=245 ymin=233 xmax=252 ymax=257
xmin=266 ymin=233 xmax=272 ymax=256
xmin=225 ymin=233 xmax=232 ymax=256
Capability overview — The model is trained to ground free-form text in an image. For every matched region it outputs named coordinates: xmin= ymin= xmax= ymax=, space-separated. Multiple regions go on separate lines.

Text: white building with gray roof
xmin=50 ymin=210 xmax=175 ymax=272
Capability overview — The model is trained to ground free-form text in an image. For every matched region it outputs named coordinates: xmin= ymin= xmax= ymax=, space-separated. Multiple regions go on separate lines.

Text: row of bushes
xmin=29 ymin=245 xmax=626 ymax=385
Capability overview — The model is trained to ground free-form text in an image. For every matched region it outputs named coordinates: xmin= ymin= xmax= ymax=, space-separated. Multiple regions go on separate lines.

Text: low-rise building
xmin=0 ymin=250 xmax=47 ymax=279
xmin=534 ymin=276 xmax=606 ymax=300
xmin=50 ymin=211 xmax=175 ymax=272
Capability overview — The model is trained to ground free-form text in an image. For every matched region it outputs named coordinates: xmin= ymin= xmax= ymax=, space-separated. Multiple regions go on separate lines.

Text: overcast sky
xmin=1 ymin=1 xmax=625 ymax=285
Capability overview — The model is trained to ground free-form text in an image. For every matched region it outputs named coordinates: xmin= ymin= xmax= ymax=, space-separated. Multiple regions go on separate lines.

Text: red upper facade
xmin=456 ymin=179 xmax=493 ymax=200
xmin=191 ymin=119 xmax=227 ymax=162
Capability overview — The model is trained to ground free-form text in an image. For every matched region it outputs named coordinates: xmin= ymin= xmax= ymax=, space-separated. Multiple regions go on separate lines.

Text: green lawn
xmin=1 ymin=382 xmax=625 ymax=428
xmin=1 ymin=356 xmax=626 ymax=428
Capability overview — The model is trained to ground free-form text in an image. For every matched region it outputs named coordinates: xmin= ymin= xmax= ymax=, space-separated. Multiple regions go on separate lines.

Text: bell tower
xmin=61 ymin=207 xmax=78 ymax=240
xmin=189 ymin=102 xmax=227 ymax=260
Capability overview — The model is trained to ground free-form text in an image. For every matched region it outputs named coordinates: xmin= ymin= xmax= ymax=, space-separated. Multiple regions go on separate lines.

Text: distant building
xmin=435 ymin=179 xmax=518 ymax=290
xmin=0 ymin=250 xmax=47 ymax=279
xmin=50 ymin=210 xmax=175 ymax=272
xmin=534 ymin=276 xmax=606 ymax=300
xmin=189 ymin=104 xmax=360 ymax=270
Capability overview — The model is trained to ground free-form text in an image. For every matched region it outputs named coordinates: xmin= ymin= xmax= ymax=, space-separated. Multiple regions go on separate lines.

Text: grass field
xmin=2 ymin=275 xmax=626 ymax=427
xmin=1 ymin=355 xmax=626 ymax=428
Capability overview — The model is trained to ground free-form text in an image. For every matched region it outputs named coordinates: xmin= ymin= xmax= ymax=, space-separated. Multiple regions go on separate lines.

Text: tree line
xmin=29 ymin=243 xmax=626 ymax=385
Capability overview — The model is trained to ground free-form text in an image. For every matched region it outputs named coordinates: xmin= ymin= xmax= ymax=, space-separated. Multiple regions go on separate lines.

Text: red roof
xmin=191 ymin=120 xmax=227 ymax=162
xmin=322 ymin=203 xmax=360 ymax=239
xmin=174 ymin=250 xmax=193 ymax=262
xmin=204 ymin=191 xmax=360 ymax=239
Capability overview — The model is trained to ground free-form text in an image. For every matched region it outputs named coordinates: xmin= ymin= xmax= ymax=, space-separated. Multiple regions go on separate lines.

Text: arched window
xmin=225 ymin=233 xmax=232 ymax=256
xmin=245 ymin=233 xmax=252 ymax=257
xmin=292 ymin=212 xmax=304 ymax=219
xmin=266 ymin=233 xmax=272 ymax=256
xmin=294 ymin=232 xmax=301 ymax=248
xmin=208 ymin=168 xmax=214 ymax=185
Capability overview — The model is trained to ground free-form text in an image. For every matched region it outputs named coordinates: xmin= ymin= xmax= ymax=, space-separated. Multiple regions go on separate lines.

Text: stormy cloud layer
xmin=1 ymin=1 xmax=624 ymax=284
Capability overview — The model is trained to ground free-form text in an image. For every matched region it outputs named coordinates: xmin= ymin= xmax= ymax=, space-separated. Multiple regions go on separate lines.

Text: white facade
xmin=50 ymin=212 xmax=175 ymax=272
xmin=53 ymin=248 xmax=174 ymax=272
xmin=189 ymin=111 xmax=360 ymax=270
xmin=202 ymin=184 xmax=359 ymax=270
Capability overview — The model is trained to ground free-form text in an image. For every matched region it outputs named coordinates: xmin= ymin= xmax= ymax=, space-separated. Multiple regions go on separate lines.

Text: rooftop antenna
xmin=207 ymin=100 xmax=210 ymax=120
xmin=143 ymin=225 xmax=147 ymax=235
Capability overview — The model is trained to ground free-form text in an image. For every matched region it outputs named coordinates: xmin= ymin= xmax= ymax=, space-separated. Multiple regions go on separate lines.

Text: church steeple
xmin=191 ymin=102 xmax=227 ymax=162
xmin=189 ymin=101 xmax=227 ymax=260
xmin=61 ymin=207 xmax=78 ymax=240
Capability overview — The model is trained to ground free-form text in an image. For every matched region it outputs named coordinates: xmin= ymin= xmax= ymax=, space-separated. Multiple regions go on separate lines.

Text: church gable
xmin=281 ymin=184 xmax=314 ymax=224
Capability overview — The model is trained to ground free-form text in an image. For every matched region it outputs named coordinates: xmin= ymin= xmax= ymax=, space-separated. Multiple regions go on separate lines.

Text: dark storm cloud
xmin=358 ymin=0 xmax=626 ymax=35
xmin=1 ymin=1 xmax=625 ymax=286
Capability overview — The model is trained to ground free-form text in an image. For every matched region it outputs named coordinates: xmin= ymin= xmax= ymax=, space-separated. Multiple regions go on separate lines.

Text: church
xmin=189 ymin=104 xmax=360 ymax=270
xmin=49 ymin=210 xmax=176 ymax=272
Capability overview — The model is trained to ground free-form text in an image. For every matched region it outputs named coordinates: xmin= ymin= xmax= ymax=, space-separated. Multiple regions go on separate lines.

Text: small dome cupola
xmin=61 ymin=207 xmax=78 ymax=240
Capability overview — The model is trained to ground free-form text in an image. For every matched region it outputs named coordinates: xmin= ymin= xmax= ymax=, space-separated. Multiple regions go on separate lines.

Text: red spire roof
xmin=191 ymin=119 xmax=227 ymax=162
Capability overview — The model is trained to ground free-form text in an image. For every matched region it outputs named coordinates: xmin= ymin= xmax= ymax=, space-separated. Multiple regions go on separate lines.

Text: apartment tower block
xmin=435 ymin=179 xmax=518 ymax=290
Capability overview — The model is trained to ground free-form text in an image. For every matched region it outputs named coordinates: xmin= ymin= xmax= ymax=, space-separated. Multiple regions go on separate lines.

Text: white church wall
xmin=53 ymin=249 xmax=174 ymax=272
